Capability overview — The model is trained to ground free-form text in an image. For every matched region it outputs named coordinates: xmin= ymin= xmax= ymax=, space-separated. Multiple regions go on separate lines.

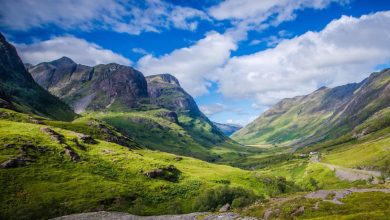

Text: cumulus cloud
xmin=215 ymin=11 xmax=390 ymax=105
xmin=132 ymin=48 xmax=149 ymax=55
xmin=200 ymin=103 xmax=242 ymax=116
xmin=15 ymin=36 xmax=132 ymax=66
xmin=0 ymin=0 xmax=209 ymax=34
xmin=137 ymin=31 xmax=237 ymax=96
xmin=209 ymin=0 xmax=349 ymax=33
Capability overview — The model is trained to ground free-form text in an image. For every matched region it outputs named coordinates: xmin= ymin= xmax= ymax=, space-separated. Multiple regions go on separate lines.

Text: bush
xmin=193 ymin=186 xmax=257 ymax=211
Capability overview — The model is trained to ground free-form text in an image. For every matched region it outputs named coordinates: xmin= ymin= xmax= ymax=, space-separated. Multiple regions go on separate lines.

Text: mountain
xmin=28 ymin=58 xmax=148 ymax=113
xmin=0 ymin=33 xmax=75 ymax=121
xmin=233 ymin=69 xmax=390 ymax=148
xmin=146 ymin=74 xmax=200 ymax=116
xmin=27 ymin=58 xmax=251 ymax=162
xmin=213 ymin=122 xmax=242 ymax=136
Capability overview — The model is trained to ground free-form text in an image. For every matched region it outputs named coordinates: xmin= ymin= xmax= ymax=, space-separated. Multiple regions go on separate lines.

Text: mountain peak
xmin=146 ymin=73 xmax=180 ymax=86
xmin=52 ymin=56 xmax=76 ymax=65
xmin=316 ymin=86 xmax=328 ymax=92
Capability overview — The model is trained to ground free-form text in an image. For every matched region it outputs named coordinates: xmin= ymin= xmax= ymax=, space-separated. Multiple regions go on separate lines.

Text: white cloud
xmin=132 ymin=48 xmax=149 ymax=55
xmin=209 ymin=0 xmax=349 ymax=32
xmin=15 ymin=36 xmax=132 ymax=66
xmin=0 ymin=0 xmax=209 ymax=34
xmin=215 ymin=11 xmax=390 ymax=106
xmin=137 ymin=31 xmax=237 ymax=96
xmin=200 ymin=103 xmax=242 ymax=116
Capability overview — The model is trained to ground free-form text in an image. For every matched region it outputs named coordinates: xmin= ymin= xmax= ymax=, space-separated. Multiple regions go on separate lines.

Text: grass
xmin=242 ymin=191 xmax=390 ymax=219
xmin=0 ymin=112 xmax=293 ymax=219
xmin=83 ymin=110 xmax=261 ymax=163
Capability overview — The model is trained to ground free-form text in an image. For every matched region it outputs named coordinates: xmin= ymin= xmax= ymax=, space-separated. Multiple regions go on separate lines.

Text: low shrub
xmin=193 ymin=186 xmax=258 ymax=211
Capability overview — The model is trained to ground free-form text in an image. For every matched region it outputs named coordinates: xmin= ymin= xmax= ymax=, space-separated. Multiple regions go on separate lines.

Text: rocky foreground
xmin=52 ymin=211 xmax=256 ymax=220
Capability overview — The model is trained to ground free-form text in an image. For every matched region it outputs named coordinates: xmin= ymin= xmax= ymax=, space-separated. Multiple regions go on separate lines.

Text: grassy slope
xmin=301 ymin=107 xmax=390 ymax=172
xmin=242 ymin=191 xmax=390 ymax=219
xmin=0 ymin=109 xmax=287 ymax=219
xmin=85 ymin=110 xmax=261 ymax=163
xmin=232 ymin=90 xmax=334 ymax=146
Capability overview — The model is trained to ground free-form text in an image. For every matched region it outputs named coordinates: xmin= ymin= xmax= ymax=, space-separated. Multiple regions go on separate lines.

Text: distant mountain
xmin=233 ymin=69 xmax=390 ymax=148
xmin=213 ymin=122 xmax=242 ymax=136
xmin=0 ymin=33 xmax=75 ymax=121
xmin=27 ymin=58 xmax=246 ymax=161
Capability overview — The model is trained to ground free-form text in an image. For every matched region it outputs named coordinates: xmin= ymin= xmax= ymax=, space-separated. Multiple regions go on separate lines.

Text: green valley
xmin=0 ymin=22 xmax=389 ymax=220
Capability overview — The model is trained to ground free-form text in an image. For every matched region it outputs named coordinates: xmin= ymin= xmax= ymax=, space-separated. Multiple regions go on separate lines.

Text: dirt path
xmin=304 ymin=188 xmax=390 ymax=204
xmin=310 ymin=155 xmax=381 ymax=182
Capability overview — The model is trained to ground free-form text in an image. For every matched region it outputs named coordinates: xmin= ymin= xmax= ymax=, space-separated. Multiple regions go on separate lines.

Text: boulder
xmin=143 ymin=165 xmax=180 ymax=182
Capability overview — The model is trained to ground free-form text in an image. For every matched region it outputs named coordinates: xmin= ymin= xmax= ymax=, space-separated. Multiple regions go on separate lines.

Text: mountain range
xmin=233 ymin=69 xmax=390 ymax=149
xmin=26 ymin=54 xmax=251 ymax=162
xmin=1 ymin=31 xmax=390 ymax=219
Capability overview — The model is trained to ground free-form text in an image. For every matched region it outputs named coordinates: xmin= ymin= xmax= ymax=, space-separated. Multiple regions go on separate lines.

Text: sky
xmin=1 ymin=0 xmax=390 ymax=126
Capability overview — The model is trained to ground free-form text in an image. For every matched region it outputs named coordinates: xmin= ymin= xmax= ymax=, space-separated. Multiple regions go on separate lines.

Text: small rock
xmin=263 ymin=210 xmax=273 ymax=220
xmin=174 ymin=156 xmax=183 ymax=161
xmin=291 ymin=206 xmax=304 ymax=217
xmin=41 ymin=127 xmax=65 ymax=144
xmin=143 ymin=165 xmax=180 ymax=182
xmin=64 ymin=146 xmax=80 ymax=162
xmin=77 ymin=134 xmax=97 ymax=144
xmin=219 ymin=203 xmax=231 ymax=212
xmin=0 ymin=156 xmax=27 ymax=168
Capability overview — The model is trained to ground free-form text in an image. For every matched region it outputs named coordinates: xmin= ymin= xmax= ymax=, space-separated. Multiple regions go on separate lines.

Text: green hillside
xmin=0 ymin=108 xmax=293 ymax=220
xmin=0 ymin=34 xmax=75 ymax=121
xmin=233 ymin=69 xmax=390 ymax=148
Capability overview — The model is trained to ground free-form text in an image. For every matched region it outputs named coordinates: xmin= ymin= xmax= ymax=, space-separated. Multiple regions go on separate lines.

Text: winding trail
xmin=310 ymin=155 xmax=381 ymax=182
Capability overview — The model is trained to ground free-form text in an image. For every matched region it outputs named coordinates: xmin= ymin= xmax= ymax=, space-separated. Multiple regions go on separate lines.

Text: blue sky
xmin=1 ymin=0 xmax=390 ymax=125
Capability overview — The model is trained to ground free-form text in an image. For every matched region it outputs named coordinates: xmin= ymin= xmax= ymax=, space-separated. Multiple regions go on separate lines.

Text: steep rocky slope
xmin=233 ymin=69 xmax=390 ymax=147
xmin=0 ymin=33 xmax=75 ymax=121
xmin=29 ymin=57 xmax=148 ymax=113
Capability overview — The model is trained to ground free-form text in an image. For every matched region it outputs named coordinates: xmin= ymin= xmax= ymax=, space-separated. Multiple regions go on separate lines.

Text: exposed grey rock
xmin=219 ymin=203 xmax=230 ymax=212
xmin=262 ymin=210 xmax=272 ymax=220
xmin=0 ymin=156 xmax=27 ymax=168
xmin=64 ymin=146 xmax=80 ymax=162
xmin=290 ymin=206 xmax=304 ymax=217
xmin=41 ymin=127 xmax=65 ymax=144
xmin=155 ymin=111 xmax=179 ymax=123
xmin=143 ymin=165 xmax=180 ymax=182
xmin=77 ymin=133 xmax=97 ymax=144
xmin=52 ymin=211 xmax=209 ymax=220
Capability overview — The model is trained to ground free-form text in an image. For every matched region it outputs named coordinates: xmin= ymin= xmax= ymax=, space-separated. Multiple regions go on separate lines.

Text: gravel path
xmin=310 ymin=155 xmax=381 ymax=183
xmin=304 ymin=188 xmax=390 ymax=204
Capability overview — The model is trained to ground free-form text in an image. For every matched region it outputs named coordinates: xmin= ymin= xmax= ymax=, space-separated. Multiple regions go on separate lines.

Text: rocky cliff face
xmin=146 ymin=74 xmax=201 ymax=116
xmin=233 ymin=69 xmax=390 ymax=147
xmin=29 ymin=58 xmax=148 ymax=113
xmin=0 ymin=33 xmax=75 ymax=121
